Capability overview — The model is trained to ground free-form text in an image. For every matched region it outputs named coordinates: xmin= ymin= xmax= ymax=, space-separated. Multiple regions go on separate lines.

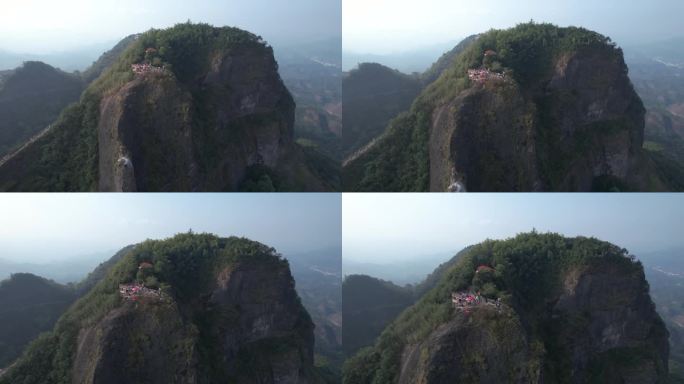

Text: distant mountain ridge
xmin=343 ymin=23 xmax=680 ymax=192
xmin=342 ymin=63 xmax=421 ymax=158
xmin=344 ymin=232 xmax=670 ymax=383
xmin=0 ymin=22 xmax=335 ymax=192
xmin=0 ymin=243 xmax=344 ymax=381
xmin=626 ymin=40 xmax=684 ymax=190
xmin=342 ymin=275 xmax=414 ymax=356
xmin=342 ymin=40 xmax=460 ymax=73
xmin=0 ymin=61 xmax=83 ymax=157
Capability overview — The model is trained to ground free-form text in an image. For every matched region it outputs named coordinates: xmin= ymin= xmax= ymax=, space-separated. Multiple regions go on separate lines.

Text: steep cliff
xmin=0 ymin=23 xmax=333 ymax=191
xmin=1 ymin=234 xmax=326 ymax=384
xmin=343 ymin=233 xmax=670 ymax=384
xmin=343 ymin=23 xmax=671 ymax=191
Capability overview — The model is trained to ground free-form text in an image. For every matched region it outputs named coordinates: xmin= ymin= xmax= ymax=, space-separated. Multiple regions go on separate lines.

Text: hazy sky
xmin=0 ymin=0 xmax=341 ymax=54
xmin=0 ymin=194 xmax=341 ymax=263
xmin=343 ymin=0 xmax=684 ymax=54
xmin=343 ymin=194 xmax=684 ymax=264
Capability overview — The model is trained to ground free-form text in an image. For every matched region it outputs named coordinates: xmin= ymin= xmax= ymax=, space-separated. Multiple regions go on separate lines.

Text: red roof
xmin=484 ymin=50 xmax=497 ymax=57
xmin=476 ymin=265 xmax=494 ymax=273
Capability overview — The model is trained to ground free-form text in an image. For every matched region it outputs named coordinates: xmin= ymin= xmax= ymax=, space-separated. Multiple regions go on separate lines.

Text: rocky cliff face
xmin=97 ymin=37 xmax=308 ymax=192
xmin=430 ymin=48 xmax=654 ymax=192
xmin=343 ymin=23 xmax=669 ymax=192
xmin=0 ymin=234 xmax=324 ymax=384
xmin=395 ymin=263 xmax=669 ymax=383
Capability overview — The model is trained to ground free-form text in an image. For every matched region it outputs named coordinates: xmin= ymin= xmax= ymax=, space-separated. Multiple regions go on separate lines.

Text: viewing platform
xmin=119 ymin=283 xmax=166 ymax=302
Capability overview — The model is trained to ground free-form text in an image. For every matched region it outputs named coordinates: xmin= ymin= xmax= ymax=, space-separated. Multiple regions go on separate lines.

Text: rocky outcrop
xmin=343 ymin=24 xmax=670 ymax=192
xmin=429 ymin=82 xmax=540 ymax=192
xmin=552 ymin=263 xmax=670 ymax=383
xmin=74 ymin=253 xmax=317 ymax=383
xmin=72 ymin=302 xmax=197 ymax=384
xmin=68 ymin=261 xmax=318 ymax=384
xmin=0 ymin=24 xmax=333 ymax=192
xmin=395 ymin=262 xmax=669 ymax=384
xmin=429 ymin=48 xmax=658 ymax=192
xmin=210 ymin=261 xmax=316 ymax=383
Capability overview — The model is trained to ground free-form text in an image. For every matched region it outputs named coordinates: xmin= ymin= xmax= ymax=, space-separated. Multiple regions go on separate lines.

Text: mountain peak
xmin=1 ymin=233 xmax=327 ymax=383
xmin=343 ymin=23 xmax=671 ymax=192
xmin=344 ymin=232 xmax=670 ymax=383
